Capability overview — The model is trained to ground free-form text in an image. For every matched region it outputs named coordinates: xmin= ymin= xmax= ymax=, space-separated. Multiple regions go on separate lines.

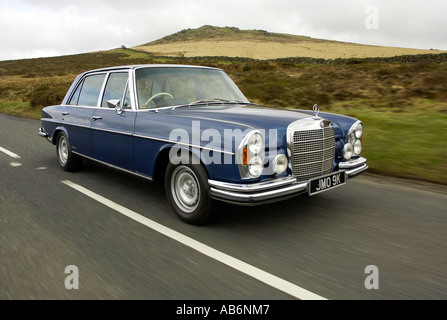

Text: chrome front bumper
xmin=208 ymin=157 xmax=368 ymax=205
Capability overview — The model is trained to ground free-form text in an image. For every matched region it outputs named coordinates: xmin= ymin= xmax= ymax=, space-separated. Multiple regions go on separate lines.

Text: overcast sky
xmin=0 ymin=0 xmax=446 ymax=61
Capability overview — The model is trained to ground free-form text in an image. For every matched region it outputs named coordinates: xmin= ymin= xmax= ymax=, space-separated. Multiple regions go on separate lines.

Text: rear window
xmin=74 ymin=74 xmax=106 ymax=107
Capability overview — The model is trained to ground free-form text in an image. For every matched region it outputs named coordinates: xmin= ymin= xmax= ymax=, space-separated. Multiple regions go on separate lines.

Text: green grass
xmin=0 ymin=101 xmax=40 ymax=119
xmin=143 ymin=25 xmax=302 ymax=45
xmin=324 ymin=100 xmax=447 ymax=184
xmin=1 ymin=48 xmax=446 ymax=185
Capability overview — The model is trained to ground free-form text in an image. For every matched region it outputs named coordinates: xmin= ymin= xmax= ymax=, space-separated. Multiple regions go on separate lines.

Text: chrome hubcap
xmin=58 ymin=137 xmax=68 ymax=164
xmin=171 ymin=166 xmax=200 ymax=213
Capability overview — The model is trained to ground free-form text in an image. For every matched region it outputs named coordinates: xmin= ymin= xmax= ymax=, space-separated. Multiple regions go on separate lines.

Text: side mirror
xmin=107 ymin=99 xmax=124 ymax=115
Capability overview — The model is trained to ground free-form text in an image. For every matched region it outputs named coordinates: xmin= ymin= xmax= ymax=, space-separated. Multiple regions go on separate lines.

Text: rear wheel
xmin=56 ymin=132 xmax=82 ymax=171
xmin=165 ymin=159 xmax=214 ymax=225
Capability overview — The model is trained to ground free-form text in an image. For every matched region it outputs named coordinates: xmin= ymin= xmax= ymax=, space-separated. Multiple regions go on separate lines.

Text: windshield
xmin=135 ymin=67 xmax=249 ymax=109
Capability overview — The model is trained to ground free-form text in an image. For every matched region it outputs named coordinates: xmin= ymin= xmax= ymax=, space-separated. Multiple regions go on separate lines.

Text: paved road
xmin=1 ymin=113 xmax=446 ymax=300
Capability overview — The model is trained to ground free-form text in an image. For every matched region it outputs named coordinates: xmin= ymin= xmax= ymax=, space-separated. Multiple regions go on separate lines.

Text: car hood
xmin=165 ymin=104 xmax=313 ymax=130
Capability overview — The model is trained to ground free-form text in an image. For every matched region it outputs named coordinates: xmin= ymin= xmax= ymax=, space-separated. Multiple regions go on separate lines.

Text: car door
xmin=91 ymin=71 xmax=136 ymax=171
xmin=63 ymin=73 xmax=107 ymax=157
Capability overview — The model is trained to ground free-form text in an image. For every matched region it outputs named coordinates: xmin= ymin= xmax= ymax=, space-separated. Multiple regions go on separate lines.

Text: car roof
xmin=81 ymin=64 xmax=222 ymax=75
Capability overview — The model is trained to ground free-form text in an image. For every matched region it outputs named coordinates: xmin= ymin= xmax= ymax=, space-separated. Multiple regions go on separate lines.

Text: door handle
xmin=62 ymin=112 xmax=70 ymax=116
xmin=92 ymin=116 xmax=102 ymax=120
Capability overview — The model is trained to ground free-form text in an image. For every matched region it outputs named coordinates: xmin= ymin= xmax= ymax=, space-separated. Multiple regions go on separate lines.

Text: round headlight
xmin=248 ymin=132 xmax=263 ymax=155
xmin=343 ymin=143 xmax=354 ymax=160
xmin=347 ymin=133 xmax=356 ymax=145
xmin=273 ymin=154 xmax=288 ymax=174
xmin=248 ymin=155 xmax=263 ymax=177
xmin=355 ymin=123 xmax=363 ymax=139
xmin=353 ymin=139 xmax=362 ymax=155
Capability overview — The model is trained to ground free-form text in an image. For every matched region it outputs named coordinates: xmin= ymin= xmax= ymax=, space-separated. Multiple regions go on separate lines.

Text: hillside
xmin=0 ymin=26 xmax=446 ymax=185
xmin=134 ymin=25 xmax=442 ymax=60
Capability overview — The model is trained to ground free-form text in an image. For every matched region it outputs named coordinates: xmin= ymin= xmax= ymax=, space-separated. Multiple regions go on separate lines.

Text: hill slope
xmin=134 ymin=25 xmax=442 ymax=60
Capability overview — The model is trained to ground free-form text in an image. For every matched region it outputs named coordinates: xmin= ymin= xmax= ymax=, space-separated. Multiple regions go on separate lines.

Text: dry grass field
xmin=134 ymin=25 xmax=442 ymax=59
xmin=135 ymin=40 xmax=439 ymax=60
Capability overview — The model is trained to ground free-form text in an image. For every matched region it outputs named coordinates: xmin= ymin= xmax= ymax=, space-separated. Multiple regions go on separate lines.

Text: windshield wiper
xmin=171 ymin=98 xmax=252 ymax=110
xmin=190 ymin=98 xmax=247 ymax=105
xmin=190 ymin=98 xmax=234 ymax=104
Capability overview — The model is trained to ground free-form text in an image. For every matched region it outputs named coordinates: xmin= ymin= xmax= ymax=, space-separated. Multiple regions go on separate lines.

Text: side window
xmin=101 ymin=72 xmax=129 ymax=108
xmin=77 ymin=74 xmax=106 ymax=107
xmin=68 ymin=82 xmax=82 ymax=105
xmin=123 ymin=85 xmax=131 ymax=109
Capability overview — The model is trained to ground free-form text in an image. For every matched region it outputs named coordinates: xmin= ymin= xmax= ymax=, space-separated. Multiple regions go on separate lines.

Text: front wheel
xmin=165 ymin=161 xmax=214 ymax=225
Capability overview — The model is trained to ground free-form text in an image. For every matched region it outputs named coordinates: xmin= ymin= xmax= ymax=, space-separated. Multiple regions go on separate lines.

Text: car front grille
xmin=292 ymin=127 xmax=335 ymax=181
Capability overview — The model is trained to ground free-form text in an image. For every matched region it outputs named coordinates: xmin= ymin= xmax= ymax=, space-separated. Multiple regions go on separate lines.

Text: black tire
xmin=165 ymin=158 xmax=214 ymax=225
xmin=56 ymin=131 xmax=82 ymax=172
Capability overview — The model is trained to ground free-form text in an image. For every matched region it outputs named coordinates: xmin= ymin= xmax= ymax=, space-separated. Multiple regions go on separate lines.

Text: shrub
xmin=29 ymin=84 xmax=70 ymax=109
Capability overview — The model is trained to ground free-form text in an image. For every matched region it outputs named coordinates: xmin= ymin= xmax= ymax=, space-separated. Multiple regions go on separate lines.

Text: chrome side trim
xmin=62 ymin=122 xmax=91 ymax=129
xmin=133 ymin=134 xmax=235 ymax=156
xmin=91 ymin=126 xmax=133 ymax=136
xmin=41 ymin=119 xmax=235 ymax=155
xmin=72 ymin=152 xmax=153 ymax=182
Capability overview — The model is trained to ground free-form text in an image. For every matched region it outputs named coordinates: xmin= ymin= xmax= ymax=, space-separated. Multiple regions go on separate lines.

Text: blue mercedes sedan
xmin=39 ymin=64 xmax=368 ymax=225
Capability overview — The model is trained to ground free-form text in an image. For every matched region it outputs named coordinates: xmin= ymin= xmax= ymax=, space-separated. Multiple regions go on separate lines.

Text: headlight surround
xmin=273 ymin=154 xmax=288 ymax=174
xmin=237 ymin=130 xmax=265 ymax=179
xmin=343 ymin=121 xmax=363 ymax=159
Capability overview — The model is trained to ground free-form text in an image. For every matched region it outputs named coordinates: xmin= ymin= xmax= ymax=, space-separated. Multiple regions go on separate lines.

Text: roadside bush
xmin=29 ymin=84 xmax=69 ymax=109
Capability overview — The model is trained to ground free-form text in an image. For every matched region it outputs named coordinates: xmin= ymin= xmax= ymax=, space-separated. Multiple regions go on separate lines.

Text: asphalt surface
xmin=1 ymin=113 xmax=446 ymax=300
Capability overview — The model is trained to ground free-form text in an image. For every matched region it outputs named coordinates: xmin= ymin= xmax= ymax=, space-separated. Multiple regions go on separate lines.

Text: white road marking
xmin=10 ymin=162 xmax=22 ymax=167
xmin=0 ymin=146 xmax=21 ymax=159
xmin=62 ymin=179 xmax=327 ymax=300
xmin=36 ymin=167 xmax=47 ymax=170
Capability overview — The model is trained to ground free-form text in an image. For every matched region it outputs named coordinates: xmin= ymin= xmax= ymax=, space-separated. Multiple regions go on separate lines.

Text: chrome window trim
xmin=72 ymin=72 xmax=108 ymax=108
xmin=100 ymin=70 xmax=133 ymax=110
xmin=132 ymin=65 xmax=248 ymax=111
xmin=67 ymin=69 xmax=135 ymax=109
xmin=96 ymin=72 xmax=109 ymax=108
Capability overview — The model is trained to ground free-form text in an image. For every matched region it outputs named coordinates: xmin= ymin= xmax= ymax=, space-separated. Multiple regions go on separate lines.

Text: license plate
xmin=309 ymin=171 xmax=346 ymax=196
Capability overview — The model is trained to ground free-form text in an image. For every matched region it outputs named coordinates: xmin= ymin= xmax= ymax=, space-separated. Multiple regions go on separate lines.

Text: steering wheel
xmin=144 ymin=92 xmax=174 ymax=108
